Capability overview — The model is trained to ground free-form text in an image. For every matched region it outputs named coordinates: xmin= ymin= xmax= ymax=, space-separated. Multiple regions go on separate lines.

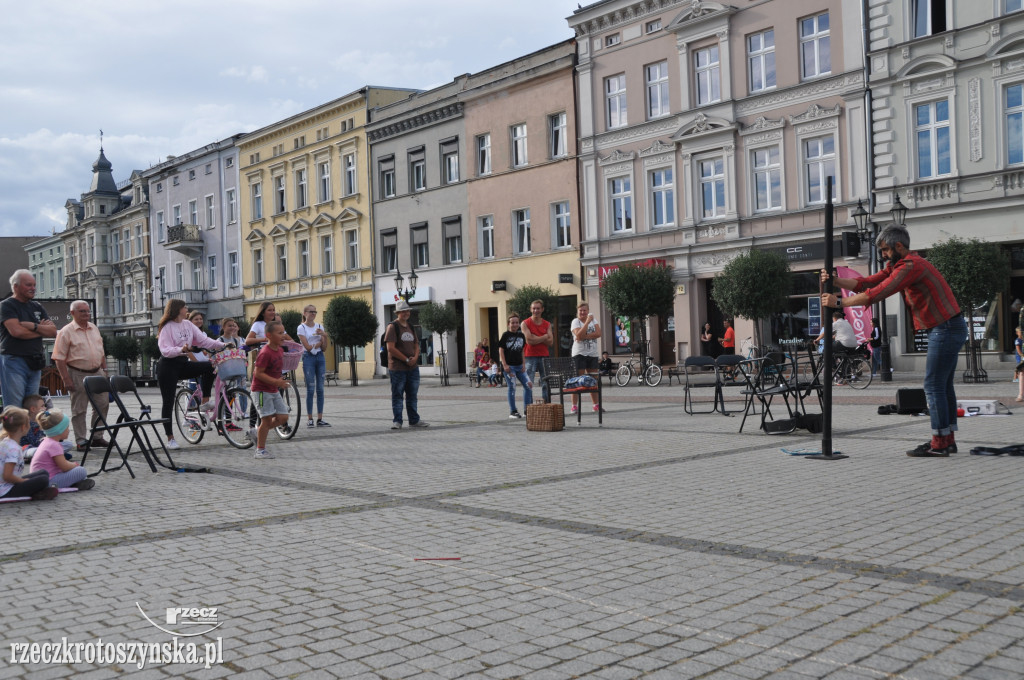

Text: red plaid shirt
xmin=853 ymin=252 xmax=960 ymax=331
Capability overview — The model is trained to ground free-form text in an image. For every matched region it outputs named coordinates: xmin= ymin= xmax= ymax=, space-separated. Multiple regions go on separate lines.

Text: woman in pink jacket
xmin=156 ymin=299 xmax=226 ymax=449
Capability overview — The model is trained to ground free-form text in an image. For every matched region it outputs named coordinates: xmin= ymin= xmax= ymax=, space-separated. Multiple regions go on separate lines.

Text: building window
xmin=440 ymin=139 xmax=459 ymax=183
xmin=916 ymin=100 xmax=951 ymax=178
xmin=605 ymin=33 xmax=621 ymax=47
xmin=156 ymin=182 xmax=163 ymax=193
xmin=228 ymin=252 xmax=239 ymax=287
xmin=553 ymin=202 xmax=571 ymax=248
xmin=344 ymin=154 xmax=356 ymax=196
xmin=381 ymin=230 xmax=397 ymax=272
xmin=650 ymin=168 xmax=675 ymax=227
xmin=297 ymin=239 xmax=309 ymax=277
xmin=274 ymin=176 xmax=286 ymax=213
xmin=188 ymin=169 xmax=196 ymax=181
xmin=126 ymin=283 xmax=134 ymax=314
xmin=700 ymin=158 xmax=726 ymax=218
xmin=318 ymin=160 xmax=331 ymax=203
xmin=443 ymin=218 xmax=462 ymax=264
xmin=111 ymin=232 xmax=120 ymax=262
xmin=253 ymin=249 xmax=263 ymax=284
xmin=646 ymin=19 xmax=661 ymax=33
xmin=206 ymin=195 xmax=215 ymax=227
xmin=479 ymin=216 xmax=494 ymax=259
xmin=188 ymin=200 xmax=198 ymax=225
xmin=645 ymin=61 xmax=670 ymax=119
xmin=157 ymin=212 xmax=165 ymax=241
xmin=748 ymin=29 xmax=776 ymax=93
xmin=124 ymin=228 xmax=131 ymax=258
xmin=208 ymin=255 xmax=217 ymax=289
xmin=172 ymin=205 xmax=181 ymax=226
xmin=175 ymin=262 xmax=184 ymax=291
xmin=752 ymin=146 xmax=782 ymax=211
xmin=1007 ymin=84 xmax=1024 ymax=164
xmin=225 ymin=157 xmax=234 ymax=168
xmin=605 ymin=74 xmax=627 ymax=129
xmin=205 ymin=163 xmax=212 ymax=175
xmin=113 ymin=283 xmax=122 ymax=315
xmin=800 ymin=12 xmax=830 ymax=80
xmin=694 ymin=45 xmax=721 ymax=105
xmin=136 ymin=224 xmax=144 ymax=254
xmin=804 ymin=136 xmax=837 ymax=204
xmin=226 ymin=189 xmax=236 ymax=223
xmin=251 ymin=182 xmax=263 ymax=220
xmin=549 ymin=113 xmax=568 ymax=158
xmin=409 ymin=148 xmax=426 ymax=192
xmin=275 ymin=243 xmax=287 ymax=280
xmin=411 ymin=225 xmax=429 ymax=268
xmin=172 ymin=176 xmax=179 ymax=186
xmin=379 ymin=156 xmax=395 ymax=198
xmin=513 ymin=209 xmax=531 ymax=254
xmin=913 ymin=0 xmax=947 ymax=37
xmin=192 ymin=259 xmax=202 ymax=290
xmin=321 ymin=235 xmax=334 ymax=273
xmin=295 ymin=168 xmax=308 ymax=208
xmin=511 ymin=124 xmax=528 ymax=167
xmin=1009 ymin=0 xmax=1024 ymax=12
xmin=249 ymin=153 xmax=260 ymax=165
xmin=346 ymin=230 xmax=358 ymax=270
xmin=476 ymin=134 xmax=491 ymax=175
xmin=610 ymin=177 xmax=633 ymax=232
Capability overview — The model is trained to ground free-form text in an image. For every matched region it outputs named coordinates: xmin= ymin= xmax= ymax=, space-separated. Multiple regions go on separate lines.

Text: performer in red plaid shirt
xmin=822 ymin=224 xmax=967 ymax=457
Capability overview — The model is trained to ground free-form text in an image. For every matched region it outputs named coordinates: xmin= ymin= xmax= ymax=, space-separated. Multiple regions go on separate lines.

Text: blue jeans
xmin=524 ymin=356 xmax=549 ymax=403
xmin=302 ymin=351 xmax=326 ymax=417
xmin=389 ymin=368 xmax=421 ymax=425
xmin=871 ymin=346 xmax=881 ymax=375
xmin=505 ymin=365 xmax=533 ymax=412
xmin=0 ymin=355 xmax=41 ymax=411
xmin=923 ymin=314 xmax=968 ymax=436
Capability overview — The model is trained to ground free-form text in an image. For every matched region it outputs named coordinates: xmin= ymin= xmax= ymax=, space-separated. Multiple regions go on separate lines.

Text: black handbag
xmin=26 ymin=354 xmax=46 ymax=371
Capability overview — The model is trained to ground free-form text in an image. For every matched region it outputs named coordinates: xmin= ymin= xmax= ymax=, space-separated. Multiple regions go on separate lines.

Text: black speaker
xmin=896 ymin=388 xmax=928 ymax=414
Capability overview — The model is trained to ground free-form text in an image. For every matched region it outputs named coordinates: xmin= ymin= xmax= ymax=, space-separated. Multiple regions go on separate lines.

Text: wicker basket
xmin=211 ymin=347 xmax=248 ymax=380
xmin=526 ymin=403 xmax=564 ymax=432
xmin=280 ymin=341 xmax=304 ymax=371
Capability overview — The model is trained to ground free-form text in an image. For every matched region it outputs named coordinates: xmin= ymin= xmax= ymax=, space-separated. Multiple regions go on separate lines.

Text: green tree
xmin=506 ymin=284 xmax=558 ymax=322
xmin=323 ymin=295 xmax=378 ymax=387
xmin=418 ymin=302 xmax=460 ymax=386
xmin=927 ymin=237 xmax=1011 ymax=381
xmin=108 ymin=335 xmax=140 ymax=377
xmin=279 ymin=309 xmax=303 ymax=338
xmin=600 ymin=263 xmax=675 ymax=359
xmin=712 ymin=248 xmax=792 ymax=351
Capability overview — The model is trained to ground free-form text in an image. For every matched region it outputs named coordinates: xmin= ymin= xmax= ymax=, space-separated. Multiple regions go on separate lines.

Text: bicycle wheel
xmin=846 ymin=357 xmax=873 ymax=390
xmin=220 ymin=387 xmax=254 ymax=449
xmin=614 ymin=364 xmax=633 ymax=387
xmin=275 ymin=377 xmax=301 ymax=440
xmin=643 ymin=364 xmax=663 ymax=387
xmin=174 ymin=388 xmax=205 ymax=444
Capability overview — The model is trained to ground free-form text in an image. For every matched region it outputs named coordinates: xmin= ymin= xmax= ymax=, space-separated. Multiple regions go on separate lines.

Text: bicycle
xmin=614 ymin=344 xmax=663 ymax=387
xmin=830 ymin=343 xmax=873 ymax=390
xmin=245 ymin=343 xmax=303 ymax=440
xmin=173 ymin=348 xmax=254 ymax=449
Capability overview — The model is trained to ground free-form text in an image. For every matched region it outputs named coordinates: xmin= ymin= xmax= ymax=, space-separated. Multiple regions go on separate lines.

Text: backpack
xmin=379 ymin=321 xmax=398 ymax=368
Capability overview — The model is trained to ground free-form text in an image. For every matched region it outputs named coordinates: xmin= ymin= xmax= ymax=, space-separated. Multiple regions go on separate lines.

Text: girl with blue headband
xmin=29 ymin=408 xmax=94 ymax=491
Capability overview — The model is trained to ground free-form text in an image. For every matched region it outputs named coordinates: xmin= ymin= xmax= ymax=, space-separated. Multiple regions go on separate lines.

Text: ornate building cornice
xmin=368 ymin=103 xmax=463 ymax=143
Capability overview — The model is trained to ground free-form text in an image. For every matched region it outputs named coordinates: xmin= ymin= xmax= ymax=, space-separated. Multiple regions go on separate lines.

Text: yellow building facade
xmin=238 ymin=87 xmax=413 ymax=380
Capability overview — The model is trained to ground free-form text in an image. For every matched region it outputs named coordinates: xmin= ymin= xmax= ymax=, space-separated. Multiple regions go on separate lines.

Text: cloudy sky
xmin=1 ymin=0 xmax=581 ymax=238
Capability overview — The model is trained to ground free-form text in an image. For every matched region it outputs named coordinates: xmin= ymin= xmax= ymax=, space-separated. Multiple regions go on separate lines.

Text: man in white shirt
xmin=831 ymin=310 xmax=858 ymax=353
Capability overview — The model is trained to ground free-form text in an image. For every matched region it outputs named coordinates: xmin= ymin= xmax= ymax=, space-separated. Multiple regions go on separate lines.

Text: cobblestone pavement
xmin=3 ymin=373 xmax=1024 ymax=679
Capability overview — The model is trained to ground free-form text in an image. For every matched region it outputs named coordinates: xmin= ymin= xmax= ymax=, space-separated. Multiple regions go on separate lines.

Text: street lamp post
xmin=851 ymin=192 xmax=909 ymax=383
xmin=393 ymin=266 xmax=418 ymax=303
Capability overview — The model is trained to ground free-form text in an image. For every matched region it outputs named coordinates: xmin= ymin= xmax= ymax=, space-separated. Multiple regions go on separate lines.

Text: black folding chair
xmin=737 ymin=354 xmax=800 ymax=434
xmin=715 ymin=354 xmax=750 ymax=415
xmin=542 ymin=357 xmax=603 ymax=426
xmin=109 ymin=375 xmax=176 ymax=471
xmin=79 ymin=375 xmax=157 ymax=478
xmin=682 ymin=356 xmax=720 ymax=414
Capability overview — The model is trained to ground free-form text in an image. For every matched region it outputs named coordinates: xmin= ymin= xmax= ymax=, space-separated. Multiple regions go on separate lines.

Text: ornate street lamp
xmin=393 ymin=266 xmax=418 ymax=302
xmin=890 ymin=191 xmax=908 ymax=226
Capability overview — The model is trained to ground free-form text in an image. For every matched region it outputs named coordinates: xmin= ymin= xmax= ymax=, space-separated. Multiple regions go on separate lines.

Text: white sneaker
xmin=253 ymin=449 xmax=275 ymax=459
xmin=200 ymin=401 xmax=216 ymax=413
xmin=166 ymin=439 xmax=180 ymax=450
xmin=390 ymin=422 xmax=403 ymax=430
xmin=247 ymin=427 xmax=257 ymax=444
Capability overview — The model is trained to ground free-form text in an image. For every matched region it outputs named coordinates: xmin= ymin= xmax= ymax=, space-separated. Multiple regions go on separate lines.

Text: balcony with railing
xmin=165 ymin=223 xmax=203 ymax=254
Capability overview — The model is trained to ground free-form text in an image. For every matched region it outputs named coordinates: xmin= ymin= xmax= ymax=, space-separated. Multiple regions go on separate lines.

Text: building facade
xmin=238 ymin=87 xmax=413 ymax=381
xmin=26 ymin=234 xmax=65 ymax=301
xmin=867 ymin=0 xmax=1024 ymax=372
xmin=570 ymin=0 xmax=869 ymax=363
xmin=368 ymin=41 xmax=580 ymax=376
xmin=62 ymin=149 xmax=152 ymax=339
xmin=143 ymin=137 xmax=243 ymax=330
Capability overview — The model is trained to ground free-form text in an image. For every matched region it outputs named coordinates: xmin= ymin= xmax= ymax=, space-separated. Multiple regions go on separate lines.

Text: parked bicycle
xmin=614 ymin=343 xmax=663 ymax=387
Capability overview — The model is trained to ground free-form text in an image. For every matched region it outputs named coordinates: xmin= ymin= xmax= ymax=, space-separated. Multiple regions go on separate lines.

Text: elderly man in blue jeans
xmin=1 ymin=270 xmax=57 ymax=410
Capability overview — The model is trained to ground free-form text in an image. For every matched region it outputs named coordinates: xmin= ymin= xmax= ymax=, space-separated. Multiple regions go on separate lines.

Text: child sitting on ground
xmin=20 ymin=394 xmax=74 ymax=462
xmin=30 ymin=408 xmax=94 ymax=490
xmin=0 ymin=407 xmax=57 ymax=501
xmin=248 ymin=320 xmax=291 ymax=460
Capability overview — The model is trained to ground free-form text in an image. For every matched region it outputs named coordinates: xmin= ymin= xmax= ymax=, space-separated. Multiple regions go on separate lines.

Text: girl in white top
xmin=297 ymin=304 xmax=330 ymax=428
xmin=245 ymin=302 xmax=294 ymax=349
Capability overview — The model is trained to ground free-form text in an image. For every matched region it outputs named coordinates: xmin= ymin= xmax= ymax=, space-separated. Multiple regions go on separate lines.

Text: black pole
xmin=808 ymin=176 xmax=848 ymax=461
